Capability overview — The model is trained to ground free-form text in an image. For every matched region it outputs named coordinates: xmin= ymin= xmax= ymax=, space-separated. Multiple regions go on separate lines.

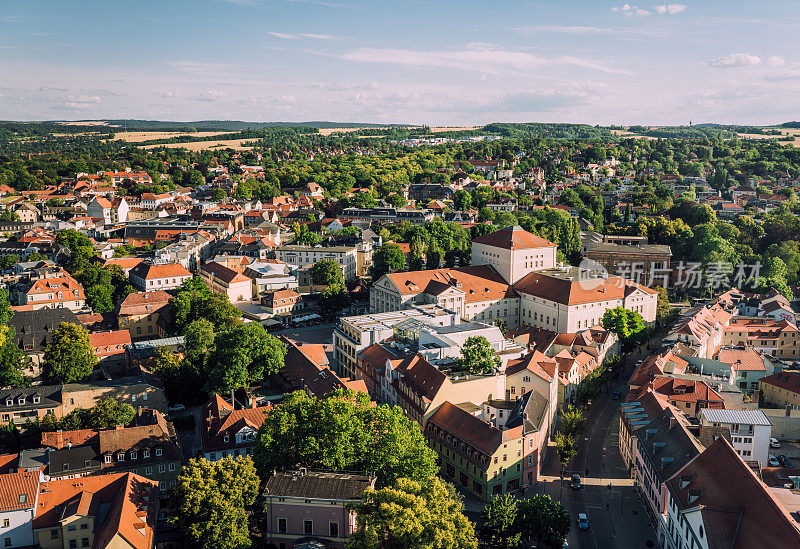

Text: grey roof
xmin=49 ymin=445 xmax=101 ymax=477
xmin=433 ymin=322 xmax=491 ymax=335
xmin=506 ymin=390 xmax=549 ymax=432
xmin=19 ymin=448 xmax=49 ymax=470
xmin=638 ymin=408 xmax=704 ymax=482
xmin=0 ymin=386 xmax=62 ymax=412
xmin=700 ymin=408 xmax=772 ymax=426
xmin=9 ymin=308 xmax=81 ymax=353
xmin=277 ymin=245 xmax=356 ymax=253
xmin=126 ymin=336 xmax=185 ymax=359
xmin=587 ymin=242 xmax=672 ymax=256
xmin=264 ymin=470 xmax=374 ymax=500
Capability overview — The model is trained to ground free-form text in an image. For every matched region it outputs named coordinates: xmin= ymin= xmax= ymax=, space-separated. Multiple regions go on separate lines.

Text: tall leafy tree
xmin=348 ymin=477 xmax=477 ymax=549
xmin=371 ymin=243 xmax=406 ymax=280
xmin=602 ymin=307 xmax=645 ymax=340
xmin=458 ymin=336 xmax=500 ymax=375
xmin=477 ymin=494 xmax=522 ymax=549
xmin=205 ymin=324 xmax=285 ymax=395
xmin=42 ymin=323 xmax=97 ymax=384
xmin=517 ymin=495 xmax=571 ymax=547
xmin=310 ymin=259 xmax=344 ymax=287
xmin=171 ymin=456 xmax=260 ymax=549
xmin=254 ymin=390 xmax=437 ymax=488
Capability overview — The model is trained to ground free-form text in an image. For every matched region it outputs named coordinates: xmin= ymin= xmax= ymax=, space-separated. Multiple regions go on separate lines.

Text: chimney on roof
xmin=115 ymin=424 xmax=124 ymax=430
xmin=57 ymin=430 xmax=63 ymax=448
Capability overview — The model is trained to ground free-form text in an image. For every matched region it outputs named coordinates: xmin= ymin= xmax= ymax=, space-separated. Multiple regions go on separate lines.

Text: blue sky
xmin=0 ymin=0 xmax=797 ymax=125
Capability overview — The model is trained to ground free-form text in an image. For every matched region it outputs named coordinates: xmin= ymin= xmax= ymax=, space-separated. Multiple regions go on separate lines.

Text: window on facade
xmin=304 ymin=520 xmax=313 ymax=535
xmin=330 ymin=522 xmax=339 ymax=537
xmin=278 ymin=518 xmax=287 ymax=533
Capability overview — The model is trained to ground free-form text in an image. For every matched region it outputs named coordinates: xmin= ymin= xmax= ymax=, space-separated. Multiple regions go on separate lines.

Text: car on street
xmin=611 ymin=390 xmax=621 ymax=400
xmin=771 ymin=437 xmax=781 ymax=448
xmin=779 ymin=455 xmax=794 ymax=468
xmin=571 ymin=474 xmax=581 ymax=489
xmin=562 ymin=540 xmax=569 ymax=548
xmin=577 ymin=513 xmax=590 ymax=530
xmin=769 ymin=455 xmax=781 ymax=467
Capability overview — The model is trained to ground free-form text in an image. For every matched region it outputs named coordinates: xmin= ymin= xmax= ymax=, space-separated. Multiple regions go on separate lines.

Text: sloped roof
xmin=117 ymin=290 xmax=172 ymax=316
xmin=200 ymin=261 xmax=250 ymax=284
xmin=666 ymin=437 xmax=800 ymax=549
xmin=472 ymin=226 xmax=556 ymax=250
xmin=514 ymin=268 xmax=656 ymax=305
xmin=428 ymin=401 xmax=506 ymax=456
xmin=264 ymin=470 xmax=374 ymax=500
xmin=760 ymin=371 xmax=800 ymax=394
xmin=0 ymin=470 xmax=39 ymax=511
xmin=384 ymin=265 xmax=515 ymax=303
xmin=129 ymin=262 xmax=191 ymax=280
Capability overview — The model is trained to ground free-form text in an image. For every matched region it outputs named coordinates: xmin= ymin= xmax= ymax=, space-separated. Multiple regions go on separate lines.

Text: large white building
xmin=471 ymin=226 xmax=557 ymax=284
xmin=699 ymin=408 xmax=772 ymax=467
xmin=369 ymin=226 xmax=658 ymax=333
xmin=276 ymin=245 xmax=358 ymax=282
xmin=514 ymin=266 xmax=658 ymax=333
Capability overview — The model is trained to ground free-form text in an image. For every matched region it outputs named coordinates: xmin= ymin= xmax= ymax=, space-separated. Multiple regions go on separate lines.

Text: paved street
xmin=536 ymin=343 xmax=659 ymax=549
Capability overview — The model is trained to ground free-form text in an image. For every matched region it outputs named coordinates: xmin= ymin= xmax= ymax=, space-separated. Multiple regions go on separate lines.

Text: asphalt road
xmin=548 ymin=343 xmax=659 ymax=549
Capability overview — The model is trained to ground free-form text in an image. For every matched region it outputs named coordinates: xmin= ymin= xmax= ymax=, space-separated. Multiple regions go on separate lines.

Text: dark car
xmin=611 ymin=391 xmax=621 ymax=400
xmin=571 ymin=474 xmax=581 ymax=489
xmin=779 ymin=455 xmax=794 ymax=468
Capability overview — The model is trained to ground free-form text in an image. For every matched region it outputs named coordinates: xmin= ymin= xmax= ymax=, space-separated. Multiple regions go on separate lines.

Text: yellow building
xmin=116 ymin=291 xmax=171 ymax=340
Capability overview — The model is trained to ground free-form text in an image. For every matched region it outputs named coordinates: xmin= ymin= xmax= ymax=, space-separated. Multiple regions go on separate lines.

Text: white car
xmin=771 ymin=437 xmax=781 ymax=449
xmin=769 ymin=455 xmax=781 ymax=467
xmin=577 ymin=513 xmax=589 ymax=530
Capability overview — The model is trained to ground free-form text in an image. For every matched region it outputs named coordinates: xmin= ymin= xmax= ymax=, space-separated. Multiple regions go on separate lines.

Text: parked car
xmin=562 ymin=540 xmax=569 ymax=548
xmin=771 ymin=437 xmax=781 ymax=449
xmin=779 ymin=455 xmax=794 ymax=468
xmin=769 ymin=455 xmax=781 ymax=467
xmin=611 ymin=391 xmax=621 ymax=400
xmin=577 ymin=513 xmax=590 ymax=530
xmin=571 ymin=474 xmax=581 ymax=489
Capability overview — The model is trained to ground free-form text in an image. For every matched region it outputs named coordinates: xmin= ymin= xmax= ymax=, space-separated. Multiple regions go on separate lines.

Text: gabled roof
xmin=472 ymin=226 xmax=556 ymax=250
xmin=0 ymin=470 xmax=39 ymax=511
xmin=666 ymin=437 xmax=800 ymax=549
xmin=201 ymin=395 xmax=271 ymax=452
xmin=117 ymin=290 xmax=172 ymax=316
xmin=129 ymin=262 xmax=191 ymax=280
xmin=428 ymin=401 xmax=516 ymax=456
xmin=760 ymin=371 xmax=800 ymax=394
xmin=383 ymin=265 xmax=516 ymax=303
xmin=200 ymin=261 xmax=250 ymax=284
xmin=514 ymin=267 xmax=656 ymax=305
xmin=264 ymin=470 xmax=374 ymax=500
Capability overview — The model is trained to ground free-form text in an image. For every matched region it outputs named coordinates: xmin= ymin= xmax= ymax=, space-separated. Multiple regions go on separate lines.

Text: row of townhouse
xmin=620 ymin=392 xmax=799 ymax=548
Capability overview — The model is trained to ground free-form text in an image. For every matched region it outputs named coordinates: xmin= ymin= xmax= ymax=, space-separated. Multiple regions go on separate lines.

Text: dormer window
xmin=224 ymin=434 xmax=230 ymax=443
xmin=17 ymin=397 xmax=24 ymax=406
xmin=104 ymin=455 xmax=111 ymax=463
xmin=155 ymin=448 xmax=162 ymax=457
xmin=32 ymin=396 xmax=40 ymax=404
xmin=62 ymin=464 xmax=69 ymax=471
xmin=5 ymin=399 xmax=11 ymax=407
xmin=131 ymin=451 xmax=137 ymax=460
xmin=117 ymin=453 xmax=124 ymax=462
xmin=143 ymin=449 xmax=150 ymax=458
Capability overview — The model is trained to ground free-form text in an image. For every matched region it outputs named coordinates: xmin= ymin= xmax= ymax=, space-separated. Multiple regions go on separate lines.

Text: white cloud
xmin=268 ymin=32 xmax=299 ymax=40
xmin=767 ymin=56 xmax=786 ymax=66
xmin=64 ymin=94 xmax=101 ymax=104
xmin=268 ymin=31 xmax=338 ymax=40
xmin=709 ymin=53 xmax=763 ymax=67
xmin=611 ymin=4 xmax=651 ymax=17
xmin=338 ymin=47 xmax=632 ymax=76
xmin=654 ymin=4 xmax=686 ymax=15
xmin=513 ymin=25 xmax=611 ymax=34
xmin=188 ymin=90 xmax=225 ymax=102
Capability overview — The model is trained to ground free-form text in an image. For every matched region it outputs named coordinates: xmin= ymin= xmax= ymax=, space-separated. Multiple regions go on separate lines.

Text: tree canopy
xmin=42 ymin=322 xmax=97 ymax=384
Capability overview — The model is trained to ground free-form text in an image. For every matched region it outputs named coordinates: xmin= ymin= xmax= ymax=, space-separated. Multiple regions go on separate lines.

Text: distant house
xmin=0 ymin=470 xmax=44 ymax=548
xmin=0 ymin=386 xmax=62 ymax=425
xmin=201 ymin=395 xmax=271 ymax=461
xmin=128 ymin=262 xmax=191 ymax=291
xmin=262 ymin=469 xmax=375 ymax=549
xmin=199 ymin=261 xmax=252 ymax=302
xmin=260 ymin=289 xmax=304 ymax=318
xmin=32 ymin=472 xmax=158 ymax=549
xmin=8 ymin=308 xmax=80 ymax=368
xmin=61 ymin=377 xmax=168 ymax=416
xmin=89 ymin=330 xmax=132 ymax=375
xmin=116 ymin=290 xmax=171 ymax=341
xmin=13 ymin=271 xmax=86 ymax=311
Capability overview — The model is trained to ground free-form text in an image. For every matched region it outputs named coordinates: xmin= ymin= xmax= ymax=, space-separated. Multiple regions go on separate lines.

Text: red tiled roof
xmin=514 ymin=270 xmax=656 ymax=305
xmin=428 ymin=401 xmax=520 ymax=456
xmin=716 ymin=348 xmax=766 ymax=371
xmin=760 ymin=371 xmax=800 ymax=395
xmin=129 ymin=262 xmax=191 ymax=280
xmin=472 ymin=226 xmax=556 ymax=250
xmin=41 ymin=429 xmax=99 ymax=449
xmin=0 ymin=470 xmax=39 ymax=511
xmin=384 ymin=265 xmax=515 ymax=303
xmin=117 ymin=290 xmax=171 ymax=316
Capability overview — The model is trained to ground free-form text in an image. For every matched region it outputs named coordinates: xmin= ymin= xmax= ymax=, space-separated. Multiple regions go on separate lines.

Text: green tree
xmin=171 ymin=456 xmax=260 ymax=549
xmin=371 ymin=243 xmax=406 ymax=280
xmin=558 ymin=405 xmax=585 ymax=439
xmin=0 ymin=329 xmax=28 ymax=387
xmin=517 ymin=494 xmax=571 ymax=547
xmin=318 ymin=284 xmax=351 ymax=317
xmin=182 ymin=318 xmax=215 ymax=365
xmin=602 ymin=307 xmax=645 ymax=340
xmin=0 ymin=290 xmax=13 ymax=326
xmin=555 ymin=432 xmax=577 ymax=469
xmin=310 ymin=259 xmax=344 ymax=287
xmin=170 ymin=278 xmax=241 ymax=333
xmin=0 ymin=210 xmax=19 ymax=222
xmin=205 ymin=324 xmax=286 ymax=395
xmin=0 ymin=255 xmax=19 ymax=271
xmin=477 ymin=494 xmax=521 ymax=549
xmin=63 ymin=397 xmax=135 ymax=429
xmin=347 ymin=477 xmax=477 ymax=549
xmin=458 ymin=336 xmax=500 ymax=375
xmin=655 ymin=286 xmax=671 ymax=322
xmin=42 ymin=323 xmax=97 ymax=384
xmin=254 ymin=390 xmax=437 ymax=488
